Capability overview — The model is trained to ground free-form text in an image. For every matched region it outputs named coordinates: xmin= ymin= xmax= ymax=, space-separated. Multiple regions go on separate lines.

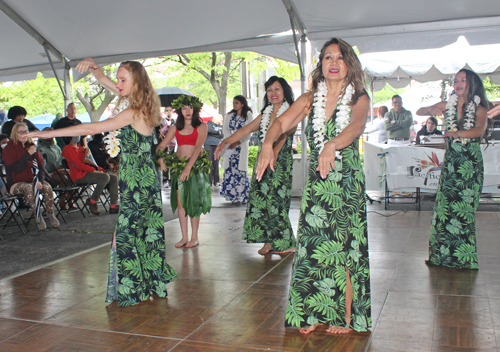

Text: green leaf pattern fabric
xmin=285 ymin=108 xmax=371 ymax=332
xmin=427 ymin=113 xmax=483 ymax=269
xmin=242 ymin=120 xmax=295 ymax=252
xmin=106 ymin=125 xmax=178 ymax=307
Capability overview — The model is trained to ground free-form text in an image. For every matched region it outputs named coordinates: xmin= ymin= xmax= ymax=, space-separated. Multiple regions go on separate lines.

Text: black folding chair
xmin=57 ymin=159 xmax=92 ymax=217
xmin=0 ymin=194 xmax=29 ymax=235
xmin=0 ymin=165 xmax=28 ymax=235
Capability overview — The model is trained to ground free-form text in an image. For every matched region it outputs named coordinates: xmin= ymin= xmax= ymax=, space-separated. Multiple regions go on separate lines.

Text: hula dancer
xmin=30 ymin=58 xmax=178 ymax=307
xmin=156 ymin=95 xmax=211 ymax=248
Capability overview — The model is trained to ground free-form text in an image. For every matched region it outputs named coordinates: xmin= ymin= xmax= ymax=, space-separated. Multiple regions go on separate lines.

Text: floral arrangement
xmin=445 ymin=93 xmax=480 ymax=144
xmin=171 ymin=95 xmax=202 ymax=112
xmin=312 ymin=80 xmax=354 ymax=156
xmin=259 ymin=101 xmax=289 ymax=143
xmin=103 ymin=130 xmax=121 ymax=158
xmin=155 ymin=149 xmax=212 ymax=176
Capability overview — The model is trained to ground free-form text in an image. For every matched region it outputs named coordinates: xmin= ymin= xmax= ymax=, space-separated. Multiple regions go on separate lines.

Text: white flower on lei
xmin=445 ymin=92 xmax=479 ymax=144
xmin=104 ymin=98 xmax=130 ymax=157
xmin=312 ymin=80 xmax=354 ymax=156
xmin=259 ymin=101 xmax=290 ymax=143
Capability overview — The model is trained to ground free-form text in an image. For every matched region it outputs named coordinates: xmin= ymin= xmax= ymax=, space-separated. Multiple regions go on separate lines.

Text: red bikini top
xmin=175 ymin=127 xmax=198 ymax=146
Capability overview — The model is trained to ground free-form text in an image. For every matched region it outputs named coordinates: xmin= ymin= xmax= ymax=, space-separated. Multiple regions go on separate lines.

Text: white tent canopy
xmin=2 ymin=0 xmax=500 ymax=85
xmin=360 ymin=36 xmax=500 ymax=91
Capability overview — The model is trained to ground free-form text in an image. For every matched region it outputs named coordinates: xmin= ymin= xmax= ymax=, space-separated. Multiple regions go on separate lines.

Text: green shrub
xmin=248 ymin=146 xmax=259 ymax=171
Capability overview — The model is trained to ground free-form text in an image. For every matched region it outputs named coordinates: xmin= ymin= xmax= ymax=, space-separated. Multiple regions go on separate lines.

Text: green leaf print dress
xmin=242 ymin=118 xmax=296 ymax=252
xmin=106 ymin=125 xmax=178 ymax=307
xmin=427 ymin=113 xmax=483 ymax=269
xmin=285 ymin=108 xmax=371 ymax=332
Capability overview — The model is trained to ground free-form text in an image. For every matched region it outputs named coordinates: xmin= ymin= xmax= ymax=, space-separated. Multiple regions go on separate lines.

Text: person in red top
xmin=156 ymin=95 xmax=208 ymax=249
xmin=62 ymin=136 xmax=118 ymax=215
xmin=3 ymin=122 xmax=59 ymax=231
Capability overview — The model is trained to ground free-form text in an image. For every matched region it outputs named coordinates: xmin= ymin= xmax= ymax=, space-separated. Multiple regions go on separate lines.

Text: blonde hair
xmin=116 ymin=61 xmax=161 ymax=127
xmin=10 ymin=122 xmax=33 ymax=145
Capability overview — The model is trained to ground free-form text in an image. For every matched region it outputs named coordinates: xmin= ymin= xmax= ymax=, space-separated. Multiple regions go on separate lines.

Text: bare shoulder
xmin=355 ymin=94 xmax=370 ymax=106
xmin=476 ymin=105 xmax=487 ymax=117
xmin=199 ymin=123 xmax=208 ymax=131
xmin=296 ymin=92 xmax=312 ymax=105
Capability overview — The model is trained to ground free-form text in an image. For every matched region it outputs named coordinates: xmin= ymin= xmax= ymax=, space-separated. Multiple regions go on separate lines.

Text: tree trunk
xmin=217 ymin=52 xmax=232 ymax=116
xmin=76 ymin=89 xmax=115 ymax=122
xmin=179 ymin=52 xmax=233 ymax=117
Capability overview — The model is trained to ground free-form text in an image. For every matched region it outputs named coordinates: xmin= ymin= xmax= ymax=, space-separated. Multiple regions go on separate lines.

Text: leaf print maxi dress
xmin=106 ymin=125 xmax=178 ymax=307
xmin=427 ymin=113 xmax=483 ymax=269
xmin=241 ymin=121 xmax=296 ymax=252
xmin=285 ymin=109 xmax=371 ymax=332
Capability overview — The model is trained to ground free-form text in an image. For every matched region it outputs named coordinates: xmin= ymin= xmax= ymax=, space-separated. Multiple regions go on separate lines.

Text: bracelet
xmin=90 ymin=65 xmax=98 ymax=70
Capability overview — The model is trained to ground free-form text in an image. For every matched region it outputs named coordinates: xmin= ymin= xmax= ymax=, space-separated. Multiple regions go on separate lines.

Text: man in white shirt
xmin=364 ymin=105 xmax=388 ymax=144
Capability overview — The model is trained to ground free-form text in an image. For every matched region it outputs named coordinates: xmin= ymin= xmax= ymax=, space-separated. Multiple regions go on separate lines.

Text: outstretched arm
xmin=28 ymin=109 xmax=135 ymax=139
xmin=214 ymin=115 xmax=260 ymax=160
xmin=272 ymin=126 xmax=297 ymax=161
xmin=416 ymin=101 xmax=446 ymax=117
xmin=76 ymin=57 xmax=120 ymax=96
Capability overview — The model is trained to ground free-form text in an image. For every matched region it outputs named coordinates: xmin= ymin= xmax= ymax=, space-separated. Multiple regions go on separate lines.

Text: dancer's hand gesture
xmin=76 ymin=57 xmax=98 ymax=74
xmin=214 ymin=141 xmax=226 ymax=160
xmin=487 ymin=105 xmax=500 ymax=119
xmin=317 ymin=141 xmax=337 ymax=179
xmin=255 ymin=143 xmax=274 ymax=181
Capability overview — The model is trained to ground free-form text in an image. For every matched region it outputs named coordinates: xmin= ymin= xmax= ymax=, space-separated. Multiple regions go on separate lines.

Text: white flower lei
xmin=104 ymin=98 xmax=129 ymax=157
xmin=445 ymin=93 xmax=480 ymax=144
xmin=259 ymin=101 xmax=290 ymax=143
xmin=312 ymin=80 xmax=354 ymax=156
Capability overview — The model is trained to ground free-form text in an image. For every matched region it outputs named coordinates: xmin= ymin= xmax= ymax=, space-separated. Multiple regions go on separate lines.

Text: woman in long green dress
xmin=30 ymin=58 xmax=178 ymax=307
xmin=215 ymin=76 xmax=296 ymax=255
xmin=417 ymin=68 xmax=490 ymax=269
xmin=256 ymin=38 xmax=371 ymax=334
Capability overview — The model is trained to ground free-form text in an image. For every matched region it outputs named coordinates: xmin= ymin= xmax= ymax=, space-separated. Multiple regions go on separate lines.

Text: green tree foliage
xmin=372 ymin=83 xmax=406 ymax=105
xmin=0 ymin=73 xmax=68 ymax=117
xmin=482 ymin=77 xmax=500 ymax=101
xmin=153 ymin=52 xmax=299 ymax=114
xmin=247 ymin=145 xmax=259 ymax=170
xmin=2 ymin=53 xmax=299 ymax=120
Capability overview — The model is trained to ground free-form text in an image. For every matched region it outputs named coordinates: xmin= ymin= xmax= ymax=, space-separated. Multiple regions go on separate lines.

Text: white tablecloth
xmin=363 ymin=141 xmax=500 ymax=193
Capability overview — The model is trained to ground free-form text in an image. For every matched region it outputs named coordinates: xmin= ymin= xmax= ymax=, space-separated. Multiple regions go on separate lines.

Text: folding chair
xmin=57 ymin=159 xmax=92 ymax=217
xmin=0 ymin=165 xmax=28 ymax=235
xmin=0 ymin=194 xmax=29 ymax=235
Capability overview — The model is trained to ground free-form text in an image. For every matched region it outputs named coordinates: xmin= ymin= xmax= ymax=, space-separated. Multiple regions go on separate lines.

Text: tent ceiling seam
xmin=307 ymin=16 xmax=500 ymax=42
xmin=66 ymin=34 xmax=299 ymax=68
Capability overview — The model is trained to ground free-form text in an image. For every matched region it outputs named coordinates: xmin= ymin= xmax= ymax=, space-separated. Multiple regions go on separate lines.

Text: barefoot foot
xmin=186 ymin=240 xmax=199 ymax=248
xmin=326 ymin=325 xmax=352 ymax=334
xmin=175 ymin=240 xmax=188 ymax=248
xmin=274 ymin=247 xmax=295 ymax=254
xmin=298 ymin=325 xmax=319 ymax=334
xmin=258 ymin=243 xmax=273 ymax=255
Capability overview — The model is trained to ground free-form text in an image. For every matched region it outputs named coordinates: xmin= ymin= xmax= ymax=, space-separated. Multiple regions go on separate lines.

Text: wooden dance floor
xmin=1 ymin=202 xmax=500 ymax=351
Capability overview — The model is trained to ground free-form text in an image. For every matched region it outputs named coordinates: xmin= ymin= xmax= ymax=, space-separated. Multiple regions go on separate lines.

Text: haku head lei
xmin=171 ymin=95 xmax=202 ymax=112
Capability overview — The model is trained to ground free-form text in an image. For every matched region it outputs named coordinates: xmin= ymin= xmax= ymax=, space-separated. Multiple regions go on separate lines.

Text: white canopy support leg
xmin=63 ymin=62 xmax=71 ymax=110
